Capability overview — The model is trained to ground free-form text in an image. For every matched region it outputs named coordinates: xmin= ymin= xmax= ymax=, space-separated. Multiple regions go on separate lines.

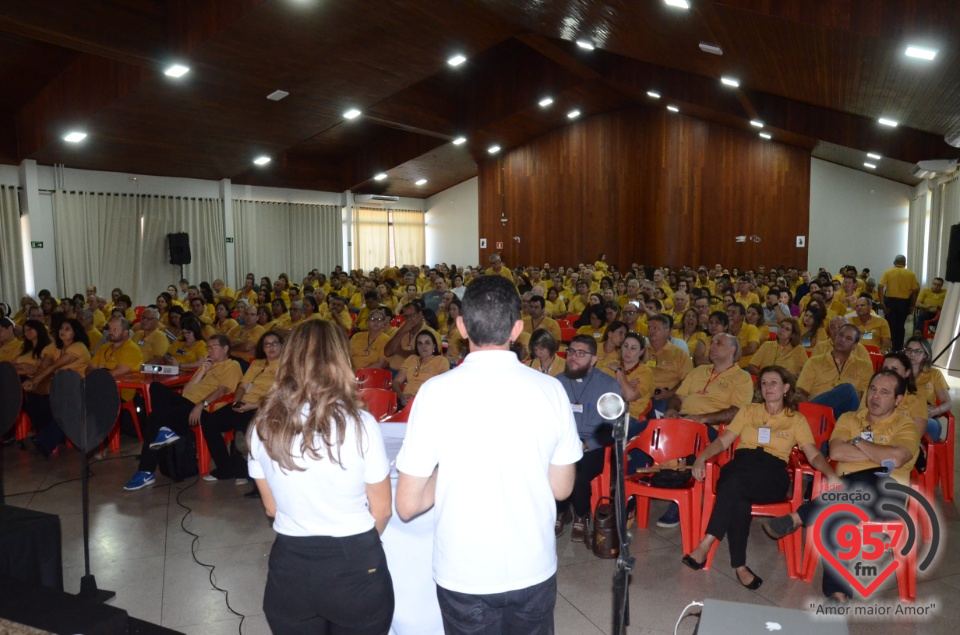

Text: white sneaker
xmin=235 ymin=478 xmax=249 ymax=486
xmin=202 ymin=474 xmax=218 ymax=482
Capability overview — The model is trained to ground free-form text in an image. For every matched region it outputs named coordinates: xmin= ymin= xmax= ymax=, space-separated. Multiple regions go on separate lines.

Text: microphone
xmin=597 ymin=392 xmax=626 ymax=421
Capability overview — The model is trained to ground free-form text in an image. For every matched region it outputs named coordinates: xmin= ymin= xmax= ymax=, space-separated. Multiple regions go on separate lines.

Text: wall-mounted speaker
xmin=946 ymin=224 xmax=960 ymax=283
xmin=167 ymin=233 xmax=191 ymax=266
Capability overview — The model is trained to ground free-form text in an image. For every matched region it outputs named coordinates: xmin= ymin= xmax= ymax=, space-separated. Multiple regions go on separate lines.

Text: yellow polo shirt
xmin=227 ymin=324 xmax=266 ymax=363
xmin=735 ymin=292 xmax=760 ymax=307
xmin=915 ymin=368 xmax=948 ymax=406
xmin=851 ymin=315 xmax=891 ymax=346
xmin=91 ymin=339 xmax=143 ymax=400
xmin=182 ymin=359 xmax=243 ymax=405
xmin=917 ymin=288 xmax=946 ymax=311
xmin=676 ymin=364 xmax=753 ymax=416
xmin=879 ymin=265 xmax=919 ymax=300
xmin=648 ymin=341 xmax=693 ymax=390
xmin=0 ymin=338 xmax=23 ymax=363
xmin=749 ymin=341 xmax=808 ymax=376
xmin=726 ymin=403 xmax=814 ymax=462
xmin=399 ymin=354 xmax=449 ymax=397
xmin=239 ymin=359 xmax=278 ymax=404
xmin=387 ymin=326 xmax=442 ymax=371
xmin=166 ymin=339 xmax=207 ymax=365
xmin=523 ymin=316 xmax=562 ymax=343
xmin=732 ymin=323 xmax=761 ymax=368
xmin=350 ymin=331 xmax=389 ymax=370
xmin=137 ymin=329 xmax=170 ymax=364
xmin=528 ymin=355 xmax=566 ymax=377
xmin=797 ymin=352 xmax=873 ymax=398
xmin=832 ymin=409 xmax=920 ymax=485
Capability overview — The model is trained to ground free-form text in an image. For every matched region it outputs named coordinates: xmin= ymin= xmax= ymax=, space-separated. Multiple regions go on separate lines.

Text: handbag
xmin=591 ymin=497 xmax=620 ymax=559
xmin=648 ymin=454 xmax=696 ymax=488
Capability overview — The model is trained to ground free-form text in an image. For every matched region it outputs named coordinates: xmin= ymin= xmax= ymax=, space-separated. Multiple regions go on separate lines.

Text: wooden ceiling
xmin=1 ymin=0 xmax=957 ymax=197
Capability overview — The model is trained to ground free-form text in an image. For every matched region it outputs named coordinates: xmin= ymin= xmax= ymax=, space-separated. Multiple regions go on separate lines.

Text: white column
xmin=19 ymin=160 xmax=56 ymax=296
xmin=342 ymin=190 xmax=354 ymax=271
xmin=220 ymin=179 xmax=235 ymax=288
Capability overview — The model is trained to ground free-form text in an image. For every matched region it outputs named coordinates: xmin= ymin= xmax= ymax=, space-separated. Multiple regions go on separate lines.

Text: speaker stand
xmin=77 ymin=451 xmax=115 ymax=603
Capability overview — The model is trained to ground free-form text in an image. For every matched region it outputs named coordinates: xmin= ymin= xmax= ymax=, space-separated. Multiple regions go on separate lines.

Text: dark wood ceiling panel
xmin=368 ymin=142 xmax=479 ymax=199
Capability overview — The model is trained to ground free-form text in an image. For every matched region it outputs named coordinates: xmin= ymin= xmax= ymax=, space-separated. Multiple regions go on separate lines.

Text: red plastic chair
xmin=922 ymin=310 xmax=940 ymax=339
xmin=589 ymin=445 xmax=613 ymax=513
xmin=622 ymin=419 xmax=710 ymax=555
xmin=133 ymin=306 xmax=146 ymax=323
xmin=355 ymin=368 xmax=392 ymax=390
xmin=568 ymin=314 xmax=581 ymax=322
xmin=192 ymin=394 xmax=235 ymax=475
xmin=359 ymin=388 xmax=398 ymax=421
xmin=560 ymin=327 xmax=577 ymax=344
xmin=15 ymin=411 xmax=31 ymax=441
xmin=390 ymin=315 xmax=405 ymax=328
xmin=382 ymin=397 xmax=414 ymax=423
xmin=863 ymin=344 xmax=884 ymax=373
xmin=556 ymin=319 xmax=573 ymax=330
xmin=930 ymin=410 xmax=955 ymax=502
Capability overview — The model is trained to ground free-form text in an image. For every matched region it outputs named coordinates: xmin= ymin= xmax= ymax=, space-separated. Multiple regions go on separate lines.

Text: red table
xmin=115 ymin=371 xmax=193 ymax=415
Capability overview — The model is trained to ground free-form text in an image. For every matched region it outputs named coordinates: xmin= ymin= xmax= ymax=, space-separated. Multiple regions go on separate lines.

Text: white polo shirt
xmin=396 ymin=350 xmax=583 ymax=595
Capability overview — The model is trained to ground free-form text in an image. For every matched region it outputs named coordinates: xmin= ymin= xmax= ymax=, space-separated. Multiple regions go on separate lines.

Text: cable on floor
xmin=4 ymin=451 xmax=139 ymax=496
xmin=675 ymin=600 xmax=703 ymax=635
xmin=175 ymin=476 xmax=247 ymax=635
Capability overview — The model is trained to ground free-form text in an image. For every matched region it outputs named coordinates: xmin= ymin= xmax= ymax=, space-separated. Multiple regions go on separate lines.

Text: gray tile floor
xmin=3 ymin=389 xmax=958 ymax=635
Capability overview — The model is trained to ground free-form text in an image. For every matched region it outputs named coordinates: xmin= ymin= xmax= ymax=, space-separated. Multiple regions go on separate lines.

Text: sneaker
xmin=149 ymin=427 xmax=180 ymax=450
xmin=234 ymin=478 xmax=249 ymax=486
xmin=202 ymin=474 xmax=219 ymax=482
xmin=656 ymin=504 xmax=681 ymax=528
xmin=123 ymin=471 xmax=156 ymax=491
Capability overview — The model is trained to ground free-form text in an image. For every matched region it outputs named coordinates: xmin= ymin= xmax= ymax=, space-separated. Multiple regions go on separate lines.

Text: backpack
xmin=157 ymin=433 xmax=199 ymax=482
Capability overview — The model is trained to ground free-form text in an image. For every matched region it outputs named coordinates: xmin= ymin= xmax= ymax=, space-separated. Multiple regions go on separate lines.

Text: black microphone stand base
xmin=79 ymin=574 xmax=115 ymax=603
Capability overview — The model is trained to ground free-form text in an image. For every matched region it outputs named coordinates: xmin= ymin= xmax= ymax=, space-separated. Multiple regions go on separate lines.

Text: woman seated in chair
xmin=392 ymin=331 xmax=448 ymax=409
xmin=681 ymin=366 xmax=839 ymax=590
xmin=904 ymin=336 xmax=952 ymax=442
xmin=164 ymin=317 xmax=208 ymax=370
xmin=676 ymin=309 xmax=707 ymax=360
xmin=350 ymin=309 xmax=390 ymax=371
xmin=596 ymin=320 xmax=626 ymax=370
xmin=13 ymin=319 xmax=50 ymax=379
xmin=442 ymin=298 xmax=466 ymax=366
xmin=213 ymin=301 xmax=238 ymax=336
xmin=576 ymin=305 xmax=607 ymax=341
xmin=747 ymin=317 xmax=807 ymax=377
xmin=527 ymin=328 xmax=565 ymax=376
xmin=694 ymin=311 xmax=728 ymax=367
xmin=800 ymin=307 xmax=827 ymax=353
xmin=201 ymin=331 xmax=284 ymax=483
xmin=604 ymin=331 xmax=654 ymax=428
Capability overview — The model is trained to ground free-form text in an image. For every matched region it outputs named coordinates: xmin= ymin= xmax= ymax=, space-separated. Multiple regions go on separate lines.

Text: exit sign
xmin=225 ymin=237 xmax=234 ymax=243
xmin=30 ymin=241 xmax=43 ymax=249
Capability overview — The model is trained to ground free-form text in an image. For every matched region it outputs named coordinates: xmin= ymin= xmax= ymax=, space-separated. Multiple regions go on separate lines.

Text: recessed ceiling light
xmin=374 ymin=173 xmax=388 ymax=181
xmin=905 ymin=45 xmax=937 ymax=61
xmin=720 ymin=76 xmax=740 ymax=88
xmin=63 ymin=131 xmax=87 ymax=143
xmin=163 ymin=64 xmax=190 ymax=78
xmin=667 ymin=105 xmax=679 ymax=113
xmin=253 ymin=156 xmax=271 ymax=166
xmin=488 ymin=145 xmax=501 ymax=154
xmin=878 ymin=118 xmax=898 ymax=127
xmin=452 ymin=136 xmax=467 ymax=145
xmin=576 ymin=40 xmax=595 ymax=51
xmin=867 ymin=152 xmax=882 ymax=160
xmin=647 ymin=90 xmax=661 ymax=99
xmin=664 ymin=0 xmax=690 ymax=8
xmin=539 ymin=97 xmax=554 ymax=108
xmin=567 ymin=109 xmax=581 ymax=119
xmin=266 ymin=90 xmax=289 ymax=101
xmin=759 ymin=132 xmax=772 ymax=140
xmin=699 ymin=42 xmax=723 ymax=55
xmin=415 ymin=179 xmax=427 ymax=186
xmin=343 ymin=108 xmax=361 ymax=120
xmin=864 ymin=162 xmax=877 ymax=169
xmin=750 ymin=120 xmax=764 ymax=128
xmin=447 ymin=54 xmax=467 ymax=67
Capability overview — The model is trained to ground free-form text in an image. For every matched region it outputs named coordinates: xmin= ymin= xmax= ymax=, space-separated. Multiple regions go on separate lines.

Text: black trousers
xmin=200 ymin=406 xmax=255 ymax=478
xmin=885 ymin=297 xmax=911 ymax=350
xmin=557 ymin=447 xmax=605 ymax=518
xmin=437 ymin=574 xmax=557 ymax=635
xmin=263 ymin=528 xmax=394 ymax=635
xmin=138 ymin=382 xmax=204 ymax=473
xmin=705 ymin=449 xmax=789 ymax=569
xmin=23 ymin=392 xmax=63 ymax=454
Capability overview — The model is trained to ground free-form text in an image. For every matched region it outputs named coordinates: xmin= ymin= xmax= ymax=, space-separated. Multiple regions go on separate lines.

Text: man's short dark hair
xmin=461 ymin=275 xmax=521 ymax=346
xmin=569 ymin=334 xmax=598 ymax=355
xmin=529 ymin=295 xmax=545 ymax=309
xmin=364 ymin=290 xmax=379 ymax=301
xmin=728 ymin=302 xmax=746 ymax=316
xmin=209 ymin=334 xmax=231 ymax=350
xmin=647 ymin=314 xmax=671 ymax=330
xmin=871 ymin=369 xmax=906 ymax=398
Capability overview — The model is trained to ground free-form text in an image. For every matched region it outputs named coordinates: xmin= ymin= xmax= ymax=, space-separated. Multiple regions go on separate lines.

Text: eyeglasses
xmin=370 ymin=317 xmax=385 ymax=322
xmin=567 ymin=348 xmax=592 ymax=358
xmin=903 ymin=348 xmax=926 ymax=356
xmin=263 ymin=341 xmax=281 ymax=348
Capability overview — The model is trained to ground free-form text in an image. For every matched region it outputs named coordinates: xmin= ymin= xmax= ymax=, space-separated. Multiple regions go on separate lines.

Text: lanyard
xmin=570 ymin=370 xmax=596 ymax=405
xmin=832 ymin=353 xmax=847 ymax=378
xmin=699 ymin=365 xmax=732 ymax=394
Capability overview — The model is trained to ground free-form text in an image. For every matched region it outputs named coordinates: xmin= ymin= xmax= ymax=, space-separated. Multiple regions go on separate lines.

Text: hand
xmin=692 ymin=458 xmax=707 ymax=482
xmin=188 ymin=403 xmax=204 ymax=426
xmin=233 ymin=401 xmax=257 ymax=413
xmin=606 ymin=361 xmax=619 ymax=371
xmin=22 ymin=380 xmax=34 ymax=392
xmin=664 ymin=409 xmax=679 ymax=418
xmin=200 ymin=357 xmax=213 ymax=373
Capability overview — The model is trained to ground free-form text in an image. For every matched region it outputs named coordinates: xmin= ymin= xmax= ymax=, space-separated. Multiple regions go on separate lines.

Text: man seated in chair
xmin=89 ymin=318 xmax=143 ymax=404
xmin=658 ymin=333 xmax=753 ymax=528
xmin=915 ymin=277 xmax=945 ymax=330
xmin=123 ymin=334 xmax=242 ymax=491
xmin=849 ymin=296 xmax=892 ymax=352
xmin=762 ymin=370 xmax=921 ymax=603
xmin=136 ymin=307 xmax=171 ymax=364
xmin=797 ymin=323 xmax=873 ymax=420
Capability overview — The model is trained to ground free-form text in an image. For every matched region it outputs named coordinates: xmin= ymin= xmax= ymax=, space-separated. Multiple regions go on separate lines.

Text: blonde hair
xmin=252 ymin=320 xmax=365 ymax=472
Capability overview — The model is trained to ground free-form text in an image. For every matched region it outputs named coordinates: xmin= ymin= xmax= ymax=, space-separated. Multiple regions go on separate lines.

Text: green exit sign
xmin=225 ymin=237 xmax=234 ymax=243
xmin=30 ymin=241 xmax=43 ymax=249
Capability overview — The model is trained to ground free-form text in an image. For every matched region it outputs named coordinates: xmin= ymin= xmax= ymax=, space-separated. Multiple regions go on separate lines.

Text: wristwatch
xmin=202 ymin=399 xmax=209 ymax=408
xmin=850 ymin=436 xmax=861 ymax=445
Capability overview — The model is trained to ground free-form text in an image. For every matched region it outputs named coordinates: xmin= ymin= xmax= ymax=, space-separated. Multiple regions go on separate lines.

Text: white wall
xmin=425 ymin=177 xmax=479 ymax=266
xmin=0 ymin=164 xmax=19 ymax=185
xmin=809 ymin=158 xmax=911 ymax=278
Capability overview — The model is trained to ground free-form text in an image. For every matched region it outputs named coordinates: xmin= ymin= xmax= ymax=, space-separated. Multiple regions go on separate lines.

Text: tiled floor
xmin=3 ymin=385 xmax=958 ymax=635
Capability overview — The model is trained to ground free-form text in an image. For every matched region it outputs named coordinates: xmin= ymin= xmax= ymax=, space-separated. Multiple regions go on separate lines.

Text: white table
xmin=380 ymin=422 xmax=444 ymax=635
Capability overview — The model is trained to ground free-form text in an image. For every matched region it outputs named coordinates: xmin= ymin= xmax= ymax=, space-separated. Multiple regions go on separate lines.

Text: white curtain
xmin=138 ymin=196 xmax=225 ymax=303
xmin=234 ymin=200 xmax=341 ymax=282
xmin=0 ymin=186 xmax=25 ymax=306
xmin=907 ymin=189 xmax=928 ymax=285
xmin=353 ymin=207 xmax=390 ymax=271
xmin=392 ymin=209 xmax=426 ymax=268
xmin=931 ymin=175 xmax=960 ymax=377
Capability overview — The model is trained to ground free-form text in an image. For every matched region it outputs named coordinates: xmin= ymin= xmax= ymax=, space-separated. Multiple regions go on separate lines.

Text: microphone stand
xmin=611 ymin=408 xmax=634 ymax=635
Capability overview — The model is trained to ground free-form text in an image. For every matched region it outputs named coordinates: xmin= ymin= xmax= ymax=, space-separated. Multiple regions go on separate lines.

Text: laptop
xmin=696 ymin=599 xmax=849 ymax=635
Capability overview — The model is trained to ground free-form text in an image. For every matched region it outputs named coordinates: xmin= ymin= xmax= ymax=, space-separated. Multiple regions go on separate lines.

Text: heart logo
xmin=812 ymin=503 xmax=899 ymax=597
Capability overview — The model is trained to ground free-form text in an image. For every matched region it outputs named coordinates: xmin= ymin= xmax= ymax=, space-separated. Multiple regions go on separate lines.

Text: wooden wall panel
xmin=478 ymin=108 xmax=810 ymax=271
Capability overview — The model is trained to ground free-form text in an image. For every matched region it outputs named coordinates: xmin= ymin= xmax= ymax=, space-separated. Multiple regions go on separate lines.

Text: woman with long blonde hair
xmin=249 ymin=319 xmax=394 ymax=634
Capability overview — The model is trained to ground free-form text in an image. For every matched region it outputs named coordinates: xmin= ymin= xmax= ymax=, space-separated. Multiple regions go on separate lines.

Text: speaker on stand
xmin=167 ymin=232 xmax=191 ymax=282
xmin=931 ymin=224 xmax=960 ymax=369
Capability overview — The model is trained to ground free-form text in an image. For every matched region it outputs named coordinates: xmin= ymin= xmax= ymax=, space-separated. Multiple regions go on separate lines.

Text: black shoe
xmin=244 ymin=487 xmax=261 ymax=499
xmin=762 ymin=514 xmax=802 ymax=540
xmin=736 ymin=566 xmax=763 ymax=590
xmin=682 ymin=554 xmax=706 ymax=571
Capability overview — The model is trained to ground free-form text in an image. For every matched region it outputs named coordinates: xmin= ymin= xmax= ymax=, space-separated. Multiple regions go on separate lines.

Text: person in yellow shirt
xmin=485 ymin=253 xmax=515 ymax=283
xmin=849 ymin=296 xmax=892 ymax=352
xmin=523 ymin=297 xmax=562 ymax=343
xmin=165 ymin=318 xmax=208 ymax=370
xmin=526 ymin=328 xmax=565 ymax=376
xmin=384 ymin=301 xmax=441 ymax=372
xmin=675 ymin=309 xmax=707 ymax=360
xmin=212 ymin=279 xmax=235 ymax=306
xmin=604 ymin=331 xmax=654 ymax=421
xmin=733 ymin=279 xmax=759 ymax=307
xmin=354 ymin=291 xmax=383 ymax=331
xmin=747 ymin=317 xmax=807 ymax=376
xmin=228 ymin=305 xmax=267 ymax=364
xmin=323 ymin=294 xmax=353 ymax=335
xmin=90 ymin=317 xmax=143 ymax=401
xmin=878 ymin=255 xmax=920 ymax=351
xmin=393 ymin=331 xmax=449 ymax=408
xmin=744 ymin=303 xmax=770 ymax=344
xmin=137 ymin=307 xmax=172 ymax=364
xmin=188 ymin=297 xmax=216 ymax=337
xmin=575 ymin=305 xmax=607 ymax=341
xmin=567 ymin=281 xmax=592 ymax=316
xmin=86 ymin=295 xmax=107 ymax=331
xmin=797 ymin=324 xmax=873 ymax=420
xmin=0 ymin=317 xmax=22 ymax=363
xmin=350 ymin=309 xmax=390 ymax=370
xmin=726 ymin=303 xmax=760 ymax=369
xmin=647 ymin=314 xmax=694 ymax=413
xmin=213 ymin=302 xmax=239 ymax=336
xmin=124 ymin=334 xmax=242 ymax=490
xmin=916 ymin=277 xmax=945 ymax=327
xmin=76 ymin=309 xmax=103 ymax=352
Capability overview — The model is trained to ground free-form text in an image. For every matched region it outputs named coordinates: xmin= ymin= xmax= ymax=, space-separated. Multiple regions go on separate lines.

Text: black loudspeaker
xmin=168 ymin=232 xmax=192 ymax=266
xmin=946 ymin=224 xmax=960 ymax=283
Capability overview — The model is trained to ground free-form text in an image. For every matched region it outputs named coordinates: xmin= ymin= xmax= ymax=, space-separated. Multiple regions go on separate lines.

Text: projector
xmin=141 ymin=364 xmax=179 ymax=375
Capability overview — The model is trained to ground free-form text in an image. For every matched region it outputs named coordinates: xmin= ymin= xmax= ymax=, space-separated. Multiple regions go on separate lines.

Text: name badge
xmin=861 ymin=430 xmax=874 ymax=442
xmin=862 ymin=332 xmax=874 ymax=340
xmin=802 ymin=339 xmax=811 ymax=347
xmin=571 ymin=404 xmax=584 ymax=414
xmin=757 ymin=427 xmax=771 ymax=444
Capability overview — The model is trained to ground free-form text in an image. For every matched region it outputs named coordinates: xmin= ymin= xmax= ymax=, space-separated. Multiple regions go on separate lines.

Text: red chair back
xmin=559 ymin=327 xmax=576 ymax=343
xmin=382 ymin=397 xmax=414 ymax=423
xmin=797 ymin=402 xmax=836 ymax=450
xmin=624 ymin=418 xmax=710 ymax=467
xmin=390 ymin=315 xmax=405 ymax=328
xmin=359 ymin=388 xmax=398 ymax=421
xmin=355 ymin=368 xmax=392 ymax=390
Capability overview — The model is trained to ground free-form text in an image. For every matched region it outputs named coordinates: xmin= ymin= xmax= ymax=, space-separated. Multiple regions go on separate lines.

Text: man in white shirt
xmin=396 ymin=275 xmax=582 ymax=634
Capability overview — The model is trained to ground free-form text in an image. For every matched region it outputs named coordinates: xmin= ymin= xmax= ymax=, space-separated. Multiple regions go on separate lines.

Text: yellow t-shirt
xmin=387 ymin=326 xmax=443 ymax=371
xmin=215 ymin=318 xmax=239 ymax=336
xmin=575 ymin=325 xmax=605 ymax=341
xmin=41 ymin=342 xmax=91 ymax=376
xmin=399 ymin=355 xmax=449 ymax=397
xmin=595 ymin=344 xmax=621 ymax=371
xmin=0 ymin=338 xmax=24 ymax=363
xmin=915 ymin=368 xmax=948 ymax=407
xmin=735 ymin=292 xmax=760 ymax=307
xmin=917 ymin=288 xmax=946 ymax=311
xmin=324 ymin=309 xmax=353 ymax=333
xmin=528 ymin=355 xmax=566 ymax=377
xmin=227 ymin=324 xmax=266 ymax=363
xmin=831 ymin=409 xmax=920 ymax=485
xmin=749 ymin=341 xmax=808 ymax=376
xmin=879 ymin=265 xmax=919 ymax=300
xmin=86 ymin=329 xmax=103 ymax=351
xmin=567 ymin=296 xmax=589 ymax=316
xmin=726 ymin=403 xmax=815 ymax=462
xmin=677 ymin=330 xmax=707 ymax=358
xmin=166 ymin=339 xmax=208 ymax=365
xmin=350 ymin=331 xmax=389 ymax=370
xmin=796 ymin=353 xmax=873 ymax=398
xmin=523 ymin=316 xmax=562 ymax=344
xmin=648 ymin=342 xmax=693 ymax=390
xmin=544 ymin=298 xmax=566 ymax=317
xmin=731 ymin=323 xmax=761 ymax=369
xmin=137 ymin=329 xmax=171 ymax=364
xmin=239 ymin=359 xmax=278 ymax=404
xmin=91 ymin=310 xmax=107 ymax=331
xmin=851 ymin=316 xmax=891 ymax=346
xmin=91 ymin=339 xmax=143 ymax=400
xmin=811 ymin=339 xmax=871 ymax=366
xmin=676 ymin=364 xmax=753 ymax=417
xmin=485 ymin=267 xmax=515 ymax=283
xmin=182 ymin=359 xmax=243 ymax=405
